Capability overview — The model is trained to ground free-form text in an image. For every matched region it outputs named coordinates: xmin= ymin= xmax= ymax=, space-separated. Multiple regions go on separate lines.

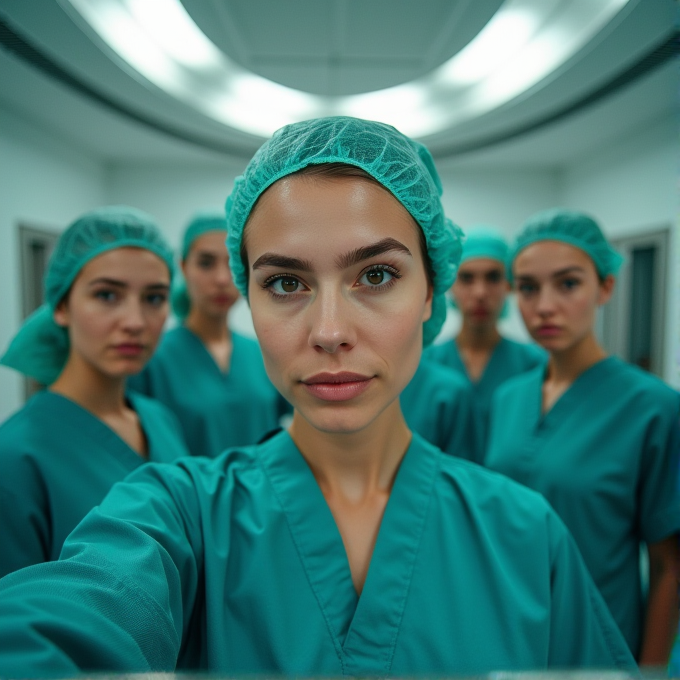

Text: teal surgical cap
xmin=510 ymin=208 xmax=623 ymax=280
xmin=225 ymin=116 xmax=463 ymax=346
xmin=0 ymin=206 xmax=174 ymax=385
xmin=181 ymin=210 xmax=228 ymax=261
xmin=173 ymin=211 xmax=229 ymax=319
xmin=460 ymin=226 xmax=509 ymax=268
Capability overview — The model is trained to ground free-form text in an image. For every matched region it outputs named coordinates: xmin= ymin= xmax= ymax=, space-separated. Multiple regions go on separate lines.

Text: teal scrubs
xmin=128 ymin=327 xmax=287 ymax=457
xmin=401 ymin=358 xmax=476 ymax=459
xmin=486 ymin=357 xmax=680 ymax=657
xmin=0 ymin=390 xmax=188 ymax=578
xmin=0 ymin=431 xmax=634 ymax=676
xmin=427 ymin=336 xmax=544 ymax=458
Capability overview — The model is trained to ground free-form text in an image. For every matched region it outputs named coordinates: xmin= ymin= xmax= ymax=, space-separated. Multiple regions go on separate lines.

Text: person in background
xmin=485 ymin=208 xmax=680 ymax=665
xmin=0 ymin=206 xmax=189 ymax=578
xmin=128 ymin=211 xmax=287 ymax=457
xmin=0 ymin=118 xmax=634 ymax=677
xmin=427 ymin=227 xmax=544 ymax=458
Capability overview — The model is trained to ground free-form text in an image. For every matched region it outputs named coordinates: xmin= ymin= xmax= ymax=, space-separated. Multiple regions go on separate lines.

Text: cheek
xmin=68 ymin=304 xmax=112 ymax=348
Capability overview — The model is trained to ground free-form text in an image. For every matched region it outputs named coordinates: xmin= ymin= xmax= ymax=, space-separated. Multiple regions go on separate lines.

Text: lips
xmin=301 ymin=372 xmax=374 ymax=402
xmin=113 ymin=343 xmax=145 ymax=357
xmin=536 ymin=325 xmax=562 ymax=337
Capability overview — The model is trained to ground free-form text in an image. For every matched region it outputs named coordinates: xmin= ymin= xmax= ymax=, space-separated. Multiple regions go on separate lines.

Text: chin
xmin=298 ymin=403 xmax=384 ymax=435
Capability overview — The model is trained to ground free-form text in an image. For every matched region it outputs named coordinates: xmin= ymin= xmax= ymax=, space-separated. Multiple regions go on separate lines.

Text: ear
xmin=53 ymin=298 xmax=70 ymax=327
xmin=597 ymin=274 xmax=615 ymax=306
xmin=180 ymin=259 xmax=188 ymax=277
xmin=422 ymin=284 xmax=434 ymax=323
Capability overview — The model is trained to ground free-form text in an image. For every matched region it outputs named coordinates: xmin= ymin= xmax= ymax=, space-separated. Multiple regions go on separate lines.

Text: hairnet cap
xmin=1 ymin=206 xmax=174 ymax=385
xmin=226 ymin=116 xmax=463 ymax=346
xmin=460 ymin=226 xmax=509 ymax=268
xmin=509 ymin=208 xmax=624 ymax=281
xmin=181 ymin=210 xmax=228 ymax=261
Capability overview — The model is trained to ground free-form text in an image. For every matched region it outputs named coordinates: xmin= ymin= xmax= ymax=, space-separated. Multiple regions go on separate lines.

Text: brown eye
xmin=366 ymin=270 xmax=385 ymax=285
xmin=280 ymin=278 xmax=299 ymax=293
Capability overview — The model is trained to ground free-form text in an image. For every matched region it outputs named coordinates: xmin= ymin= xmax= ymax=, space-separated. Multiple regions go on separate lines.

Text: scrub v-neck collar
xmin=38 ymin=390 xmax=147 ymax=466
xmin=452 ymin=336 xmax=508 ymax=389
xmin=531 ymin=356 xmax=618 ymax=430
xmin=256 ymin=429 xmax=439 ymax=676
xmin=180 ymin=325 xmax=236 ymax=378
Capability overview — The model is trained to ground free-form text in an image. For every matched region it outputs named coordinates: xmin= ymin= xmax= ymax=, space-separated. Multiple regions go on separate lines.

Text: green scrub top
xmin=0 ymin=431 xmax=635 ymax=676
xmin=0 ymin=390 xmax=189 ymax=578
xmin=401 ymin=358 xmax=476 ymax=459
xmin=426 ymin=336 xmax=545 ymax=459
xmin=485 ymin=356 xmax=680 ymax=657
xmin=128 ymin=326 xmax=288 ymax=457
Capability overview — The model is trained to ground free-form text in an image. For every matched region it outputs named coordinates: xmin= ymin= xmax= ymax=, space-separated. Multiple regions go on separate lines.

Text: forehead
xmin=514 ymin=240 xmax=594 ymax=276
xmin=190 ymin=230 xmax=228 ymax=254
xmin=245 ymin=176 xmax=420 ymax=259
xmin=457 ymin=257 xmax=505 ymax=276
xmin=78 ymin=247 xmax=170 ymax=282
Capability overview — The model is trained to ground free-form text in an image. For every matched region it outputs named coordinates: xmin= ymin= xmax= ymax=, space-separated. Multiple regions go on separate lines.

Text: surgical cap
xmin=225 ymin=116 xmax=463 ymax=347
xmin=460 ymin=226 xmax=509 ymax=268
xmin=0 ymin=206 xmax=174 ymax=385
xmin=510 ymin=208 xmax=623 ymax=280
xmin=173 ymin=211 xmax=229 ymax=319
xmin=181 ymin=210 xmax=228 ymax=261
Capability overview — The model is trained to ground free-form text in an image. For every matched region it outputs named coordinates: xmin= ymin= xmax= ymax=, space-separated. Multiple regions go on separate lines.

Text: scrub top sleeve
xmin=638 ymin=405 xmax=680 ymax=544
xmin=0 ymin=461 xmax=203 ymax=676
xmin=545 ymin=509 xmax=637 ymax=670
xmin=0 ymin=459 xmax=49 ymax=578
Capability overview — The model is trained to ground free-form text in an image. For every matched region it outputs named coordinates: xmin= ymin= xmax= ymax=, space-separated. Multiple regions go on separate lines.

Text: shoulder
xmin=604 ymin=358 xmax=679 ymax=409
xmin=232 ymin=332 xmax=264 ymax=356
xmin=154 ymin=326 xmax=191 ymax=354
xmin=493 ymin=363 xmax=542 ymax=402
xmin=424 ymin=340 xmax=456 ymax=364
xmin=436 ymin=448 xmax=553 ymax=519
xmin=413 ymin=358 xmax=468 ymax=392
xmin=128 ymin=391 xmax=179 ymax=425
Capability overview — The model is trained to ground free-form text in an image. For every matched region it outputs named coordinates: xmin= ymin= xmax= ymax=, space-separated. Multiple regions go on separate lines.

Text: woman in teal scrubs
xmin=128 ymin=212 xmax=286 ymax=456
xmin=0 ymin=120 xmax=635 ymax=677
xmin=0 ymin=207 xmax=189 ymax=577
xmin=486 ymin=208 xmax=680 ymax=665
xmin=427 ymin=227 xmax=544 ymax=458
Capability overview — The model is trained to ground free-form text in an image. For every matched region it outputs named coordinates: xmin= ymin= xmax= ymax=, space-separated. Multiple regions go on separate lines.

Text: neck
xmin=457 ymin=319 xmax=501 ymax=352
xmin=185 ymin=308 xmax=230 ymax=343
xmin=289 ymin=400 xmax=411 ymax=502
xmin=546 ymin=332 xmax=607 ymax=385
xmin=50 ymin=354 xmax=128 ymax=418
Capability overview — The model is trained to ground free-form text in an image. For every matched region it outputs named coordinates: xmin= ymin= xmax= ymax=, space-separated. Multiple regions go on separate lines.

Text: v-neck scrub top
xmin=0 ymin=390 xmax=189 ymax=578
xmin=128 ymin=326 xmax=286 ymax=457
xmin=401 ymin=358 xmax=476 ymax=459
xmin=0 ymin=431 xmax=635 ymax=676
xmin=427 ymin=336 xmax=544 ymax=459
xmin=485 ymin=356 xmax=680 ymax=656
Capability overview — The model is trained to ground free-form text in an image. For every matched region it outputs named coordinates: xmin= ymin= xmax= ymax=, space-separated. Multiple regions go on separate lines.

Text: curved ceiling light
xmin=65 ymin=0 xmax=630 ymax=139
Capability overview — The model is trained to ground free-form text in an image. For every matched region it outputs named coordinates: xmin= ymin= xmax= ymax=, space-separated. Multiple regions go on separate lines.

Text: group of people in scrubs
xmin=0 ymin=115 xmax=677 ymax=677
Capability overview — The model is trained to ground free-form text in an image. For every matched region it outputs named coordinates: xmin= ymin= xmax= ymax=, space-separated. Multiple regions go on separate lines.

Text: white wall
xmin=560 ymin=114 xmax=678 ymax=385
xmin=0 ymin=108 xmax=106 ymax=420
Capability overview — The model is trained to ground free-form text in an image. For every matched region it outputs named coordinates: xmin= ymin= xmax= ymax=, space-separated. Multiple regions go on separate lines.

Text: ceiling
xmin=0 ymin=0 xmax=676 ymax=166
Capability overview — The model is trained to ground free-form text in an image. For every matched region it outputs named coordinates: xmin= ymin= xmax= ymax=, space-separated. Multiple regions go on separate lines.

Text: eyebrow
xmin=336 ymin=237 xmax=412 ymax=269
xmin=88 ymin=278 xmax=169 ymax=290
xmin=515 ymin=266 xmax=585 ymax=281
xmin=252 ymin=254 xmax=314 ymax=272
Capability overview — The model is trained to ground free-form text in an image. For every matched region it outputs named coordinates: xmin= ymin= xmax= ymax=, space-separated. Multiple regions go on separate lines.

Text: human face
xmin=451 ymin=257 xmax=509 ymax=329
xmin=182 ymin=230 xmax=239 ymax=318
xmin=513 ymin=241 xmax=614 ymax=353
xmin=53 ymin=247 xmax=170 ymax=378
xmin=245 ymin=176 xmax=433 ymax=434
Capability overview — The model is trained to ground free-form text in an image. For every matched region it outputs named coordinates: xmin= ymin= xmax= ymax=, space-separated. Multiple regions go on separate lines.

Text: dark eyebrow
xmin=553 ymin=266 xmax=585 ymax=277
xmin=88 ymin=278 xmax=169 ymax=290
xmin=252 ymin=254 xmax=314 ymax=272
xmin=336 ymin=237 xmax=412 ymax=269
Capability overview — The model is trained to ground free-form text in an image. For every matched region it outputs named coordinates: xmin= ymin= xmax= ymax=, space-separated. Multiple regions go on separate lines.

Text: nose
xmin=216 ymin=261 xmax=233 ymax=286
xmin=535 ymin=286 xmax=557 ymax=317
xmin=121 ymin=299 xmax=145 ymax=334
xmin=307 ymin=287 xmax=357 ymax=354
